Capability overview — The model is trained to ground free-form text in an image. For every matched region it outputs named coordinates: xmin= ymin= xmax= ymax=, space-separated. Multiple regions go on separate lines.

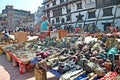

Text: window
xmin=76 ymin=13 xmax=83 ymax=21
xmin=84 ymin=0 xmax=92 ymax=3
xmin=61 ymin=18 xmax=65 ymax=23
xmin=53 ymin=8 xmax=62 ymax=17
xmin=56 ymin=17 xmax=60 ymax=23
xmin=53 ymin=0 xmax=56 ymax=6
xmin=103 ymin=0 xmax=112 ymax=7
xmin=96 ymin=0 xmax=120 ymax=8
xmin=60 ymin=0 xmax=64 ymax=3
xmin=103 ymin=7 xmax=113 ymax=16
xmin=66 ymin=9 xmax=71 ymax=13
xmin=88 ymin=10 xmax=96 ymax=18
xmin=52 ymin=19 xmax=55 ymax=24
xmin=47 ymin=4 xmax=49 ymax=8
xmin=77 ymin=2 xmax=82 ymax=9
xmin=66 ymin=15 xmax=71 ymax=21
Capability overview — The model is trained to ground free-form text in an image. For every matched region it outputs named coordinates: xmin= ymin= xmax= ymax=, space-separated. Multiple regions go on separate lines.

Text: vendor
xmin=1 ymin=30 xmax=10 ymax=43
xmin=29 ymin=24 xmax=35 ymax=36
xmin=40 ymin=16 xmax=50 ymax=38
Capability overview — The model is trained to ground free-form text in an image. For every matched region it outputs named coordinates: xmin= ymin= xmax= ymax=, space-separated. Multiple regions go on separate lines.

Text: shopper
xmin=29 ymin=25 xmax=35 ymax=36
xmin=40 ymin=16 xmax=50 ymax=39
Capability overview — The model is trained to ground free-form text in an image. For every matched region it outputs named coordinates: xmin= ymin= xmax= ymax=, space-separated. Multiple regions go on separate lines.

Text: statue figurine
xmin=97 ymin=33 xmax=102 ymax=41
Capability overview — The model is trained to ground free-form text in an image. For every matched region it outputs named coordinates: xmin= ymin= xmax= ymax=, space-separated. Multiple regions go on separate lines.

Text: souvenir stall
xmin=0 ymin=30 xmax=120 ymax=80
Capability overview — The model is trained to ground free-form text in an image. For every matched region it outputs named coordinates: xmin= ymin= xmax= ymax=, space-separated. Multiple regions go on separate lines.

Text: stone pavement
xmin=0 ymin=54 xmax=58 ymax=80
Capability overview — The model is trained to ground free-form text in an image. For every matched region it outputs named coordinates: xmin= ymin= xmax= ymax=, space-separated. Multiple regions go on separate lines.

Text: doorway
xmin=102 ymin=23 xmax=111 ymax=31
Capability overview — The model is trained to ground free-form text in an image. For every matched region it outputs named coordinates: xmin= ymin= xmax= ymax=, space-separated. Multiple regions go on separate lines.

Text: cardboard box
xmin=59 ymin=30 xmax=68 ymax=39
xmin=14 ymin=32 xmax=27 ymax=43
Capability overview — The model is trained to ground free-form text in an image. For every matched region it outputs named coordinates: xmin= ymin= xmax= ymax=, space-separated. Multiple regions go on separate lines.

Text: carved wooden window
xmin=56 ymin=17 xmax=60 ymax=23
xmin=61 ymin=18 xmax=65 ymax=23
xmin=88 ymin=10 xmax=96 ymax=18
xmin=76 ymin=13 xmax=83 ymax=21
xmin=53 ymin=8 xmax=62 ymax=17
xmin=96 ymin=0 xmax=120 ymax=8
xmin=52 ymin=19 xmax=55 ymax=24
xmin=77 ymin=2 xmax=82 ymax=9
xmin=103 ymin=7 xmax=113 ymax=16
xmin=53 ymin=0 xmax=56 ymax=6
xmin=66 ymin=15 xmax=71 ymax=21
xmin=60 ymin=0 xmax=64 ymax=3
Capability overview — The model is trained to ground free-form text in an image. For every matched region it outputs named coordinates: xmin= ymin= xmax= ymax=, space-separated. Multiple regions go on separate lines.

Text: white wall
xmin=116 ymin=5 xmax=120 ymax=17
xmin=115 ymin=19 xmax=120 ymax=26
xmin=71 ymin=3 xmax=77 ymax=13
xmin=62 ymin=6 xmax=67 ymax=14
xmin=45 ymin=0 xmax=120 ymax=31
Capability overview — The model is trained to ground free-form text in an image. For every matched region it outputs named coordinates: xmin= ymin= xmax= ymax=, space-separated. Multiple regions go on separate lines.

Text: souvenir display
xmin=1 ymin=33 xmax=120 ymax=80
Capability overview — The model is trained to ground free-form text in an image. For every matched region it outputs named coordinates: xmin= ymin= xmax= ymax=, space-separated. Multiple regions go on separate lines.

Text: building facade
xmin=2 ymin=5 xmax=34 ymax=31
xmin=43 ymin=0 xmax=120 ymax=31
xmin=0 ymin=13 xmax=7 ymax=31
xmin=35 ymin=6 xmax=44 ymax=25
xmin=20 ymin=14 xmax=35 ymax=29
xmin=34 ymin=6 xmax=44 ymax=32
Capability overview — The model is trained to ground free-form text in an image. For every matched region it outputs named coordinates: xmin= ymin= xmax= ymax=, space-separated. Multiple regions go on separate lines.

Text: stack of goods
xmin=35 ymin=36 xmax=120 ymax=80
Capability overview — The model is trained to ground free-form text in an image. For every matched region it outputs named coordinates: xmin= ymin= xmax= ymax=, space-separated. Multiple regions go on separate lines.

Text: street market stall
xmin=0 ymin=30 xmax=120 ymax=80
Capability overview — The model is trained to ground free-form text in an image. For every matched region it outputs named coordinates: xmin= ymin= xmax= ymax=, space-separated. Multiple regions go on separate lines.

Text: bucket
xmin=6 ymin=52 xmax=12 ymax=62
xmin=34 ymin=67 xmax=47 ymax=80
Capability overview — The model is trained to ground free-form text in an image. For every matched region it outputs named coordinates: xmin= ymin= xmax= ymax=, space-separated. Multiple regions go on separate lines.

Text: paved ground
xmin=0 ymin=54 xmax=35 ymax=80
xmin=0 ymin=54 xmax=58 ymax=80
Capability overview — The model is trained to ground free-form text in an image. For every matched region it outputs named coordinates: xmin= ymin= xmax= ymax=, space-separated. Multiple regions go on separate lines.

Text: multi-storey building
xmin=20 ymin=14 xmax=35 ymax=28
xmin=0 ymin=13 xmax=7 ymax=31
xmin=34 ymin=6 xmax=44 ymax=32
xmin=43 ymin=0 xmax=120 ymax=32
xmin=35 ymin=6 xmax=44 ymax=25
xmin=2 ymin=5 xmax=34 ymax=30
